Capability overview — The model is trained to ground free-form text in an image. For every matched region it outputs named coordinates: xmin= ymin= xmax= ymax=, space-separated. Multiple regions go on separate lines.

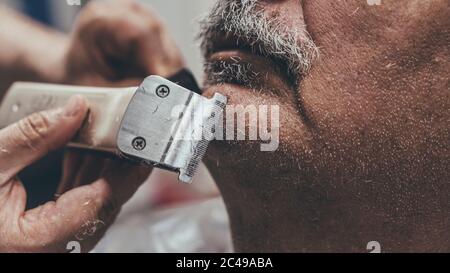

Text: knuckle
xmin=89 ymin=181 xmax=120 ymax=223
xmin=148 ymin=19 xmax=163 ymax=35
xmin=16 ymin=112 xmax=50 ymax=149
xmin=117 ymin=19 xmax=143 ymax=40
xmin=125 ymin=0 xmax=143 ymax=10
xmin=77 ymin=1 xmax=108 ymax=28
xmin=84 ymin=1 xmax=105 ymax=16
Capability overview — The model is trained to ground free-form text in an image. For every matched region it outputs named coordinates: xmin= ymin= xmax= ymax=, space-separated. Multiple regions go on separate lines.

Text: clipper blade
xmin=117 ymin=75 xmax=227 ymax=183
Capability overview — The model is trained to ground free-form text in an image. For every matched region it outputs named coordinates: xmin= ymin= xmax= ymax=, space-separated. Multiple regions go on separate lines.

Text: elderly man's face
xmin=200 ymin=0 xmax=449 ymax=252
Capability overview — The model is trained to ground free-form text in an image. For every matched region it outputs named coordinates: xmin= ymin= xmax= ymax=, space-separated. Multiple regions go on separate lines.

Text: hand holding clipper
xmin=0 ymin=71 xmax=227 ymax=183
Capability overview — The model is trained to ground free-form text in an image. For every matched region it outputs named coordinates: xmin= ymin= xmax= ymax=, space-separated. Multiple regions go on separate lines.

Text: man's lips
xmin=205 ymin=49 xmax=294 ymax=100
xmin=207 ymin=47 xmax=291 ymax=90
xmin=206 ymin=34 xmax=279 ymax=71
xmin=206 ymin=34 xmax=298 ymax=89
xmin=205 ymin=34 xmax=256 ymax=58
xmin=209 ymin=49 xmax=276 ymax=76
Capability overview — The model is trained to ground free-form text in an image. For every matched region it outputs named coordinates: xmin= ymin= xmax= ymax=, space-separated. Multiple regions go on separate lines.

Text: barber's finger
xmin=0 ymin=96 xmax=88 ymax=184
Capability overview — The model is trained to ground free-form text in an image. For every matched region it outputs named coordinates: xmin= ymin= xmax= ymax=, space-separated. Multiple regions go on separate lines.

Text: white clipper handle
xmin=0 ymin=78 xmax=227 ymax=183
xmin=0 ymin=82 xmax=135 ymax=153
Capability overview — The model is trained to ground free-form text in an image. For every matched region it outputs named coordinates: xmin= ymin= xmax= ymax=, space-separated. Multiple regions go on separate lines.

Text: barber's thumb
xmin=0 ymin=96 xmax=88 ymax=176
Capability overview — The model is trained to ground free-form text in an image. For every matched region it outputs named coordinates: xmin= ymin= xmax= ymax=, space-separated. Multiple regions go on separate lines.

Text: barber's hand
xmin=61 ymin=0 xmax=184 ymax=87
xmin=0 ymin=96 xmax=150 ymax=252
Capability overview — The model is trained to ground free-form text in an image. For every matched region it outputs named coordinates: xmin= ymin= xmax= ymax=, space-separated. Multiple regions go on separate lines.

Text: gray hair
xmin=199 ymin=0 xmax=319 ymax=87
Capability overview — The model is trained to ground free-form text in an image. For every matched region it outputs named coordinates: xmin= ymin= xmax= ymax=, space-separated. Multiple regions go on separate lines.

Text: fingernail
xmin=64 ymin=96 xmax=84 ymax=117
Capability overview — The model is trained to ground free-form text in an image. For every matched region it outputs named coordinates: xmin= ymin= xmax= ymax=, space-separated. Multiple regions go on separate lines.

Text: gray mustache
xmin=198 ymin=0 xmax=319 ymax=86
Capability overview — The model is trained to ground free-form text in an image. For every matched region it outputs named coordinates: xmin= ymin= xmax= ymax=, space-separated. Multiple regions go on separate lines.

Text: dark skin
xmin=203 ymin=0 xmax=449 ymax=252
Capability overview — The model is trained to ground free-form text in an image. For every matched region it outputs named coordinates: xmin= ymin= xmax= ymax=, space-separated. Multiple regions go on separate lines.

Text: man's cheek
xmin=259 ymin=105 xmax=280 ymax=152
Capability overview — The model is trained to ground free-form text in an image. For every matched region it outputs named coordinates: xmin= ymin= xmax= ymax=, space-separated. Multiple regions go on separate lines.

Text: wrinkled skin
xmin=203 ymin=0 xmax=449 ymax=252
xmin=0 ymin=0 xmax=183 ymax=252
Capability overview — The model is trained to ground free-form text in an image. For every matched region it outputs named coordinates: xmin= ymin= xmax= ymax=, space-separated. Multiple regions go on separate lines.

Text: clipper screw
xmin=132 ymin=137 xmax=146 ymax=151
xmin=156 ymin=85 xmax=170 ymax=98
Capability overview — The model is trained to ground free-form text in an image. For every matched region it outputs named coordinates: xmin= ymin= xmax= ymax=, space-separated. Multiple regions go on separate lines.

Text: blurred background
xmin=0 ymin=0 xmax=232 ymax=253
xmin=1 ymin=0 xmax=213 ymax=80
